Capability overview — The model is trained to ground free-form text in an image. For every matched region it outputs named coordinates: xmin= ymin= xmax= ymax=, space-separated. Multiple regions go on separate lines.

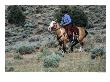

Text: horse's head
xmin=48 ymin=21 xmax=57 ymax=31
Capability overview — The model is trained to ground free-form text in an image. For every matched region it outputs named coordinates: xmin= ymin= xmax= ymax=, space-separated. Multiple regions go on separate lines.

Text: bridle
xmin=50 ymin=22 xmax=69 ymax=42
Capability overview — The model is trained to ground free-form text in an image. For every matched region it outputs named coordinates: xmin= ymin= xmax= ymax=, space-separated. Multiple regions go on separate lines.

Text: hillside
xmin=5 ymin=5 xmax=106 ymax=72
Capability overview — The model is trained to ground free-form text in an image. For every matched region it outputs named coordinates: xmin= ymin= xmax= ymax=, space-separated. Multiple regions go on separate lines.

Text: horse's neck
xmin=55 ymin=23 xmax=61 ymax=36
xmin=56 ymin=23 xmax=61 ymax=29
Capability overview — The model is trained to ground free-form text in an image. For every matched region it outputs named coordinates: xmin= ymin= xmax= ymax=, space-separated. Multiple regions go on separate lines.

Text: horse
xmin=48 ymin=21 xmax=88 ymax=53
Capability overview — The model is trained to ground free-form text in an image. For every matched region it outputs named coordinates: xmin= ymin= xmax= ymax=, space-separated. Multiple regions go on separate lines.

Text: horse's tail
xmin=84 ymin=30 xmax=88 ymax=37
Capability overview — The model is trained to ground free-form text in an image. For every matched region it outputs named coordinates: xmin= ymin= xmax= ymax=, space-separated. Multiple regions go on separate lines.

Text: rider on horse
xmin=60 ymin=10 xmax=77 ymax=44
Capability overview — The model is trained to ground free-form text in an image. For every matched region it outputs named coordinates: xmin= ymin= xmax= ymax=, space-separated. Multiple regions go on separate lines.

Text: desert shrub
xmin=55 ymin=50 xmax=64 ymax=57
xmin=5 ymin=31 xmax=17 ymax=37
xmin=102 ymin=36 xmax=106 ymax=43
xmin=24 ymin=20 xmax=34 ymax=28
xmin=89 ymin=32 xmax=95 ymax=35
xmin=54 ymin=5 xmax=88 ymax=27
xmin=95 ymin=35 xmax=103 ymax=43
xmin=15 ymin=42 xmax=35 ymax=55
xmin=91 ymin=47 xmax=106 ymax=59
xmin=35 ymin=6 xmax=43 ymax=14
xmin=37 ymin=47 xmax=52 ymax=60
xmin=42 ymin=47 xmax=51 ymax=56
xmin=6 ymin=5 xmax=25 ymax=26
xmin=16 ymin=45 xmax=34 ymax=55
xmin=29 ymin=37 xmax=39 ymax=42
xmin=37 ymin=52 xmax=44 ymax=60
xmin=37 ymin=48 xmax=63 ymax=68
xmin=5 ymin=46 xmax=12 ymax=52
xmin=91 ymin=47 xmax=105 ymax=55
xmin=30 ymin=42 xmax=41 ymax=50
xmin=47 ymin=41 xmax=58 ymax=48
xmin=86 ymin=20 xmax=94 ymax=29
xmin=5 ymin=60 xmax=12 ymax=66
xmin=5 ymin=67 xmax=14 ymax=72
xmin=43 ymin=52 xmax=61 ymax=68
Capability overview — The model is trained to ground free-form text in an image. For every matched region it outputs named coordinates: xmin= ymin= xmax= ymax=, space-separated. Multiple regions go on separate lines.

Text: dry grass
xmin=5 ymin=47 xmax=106 ymax=72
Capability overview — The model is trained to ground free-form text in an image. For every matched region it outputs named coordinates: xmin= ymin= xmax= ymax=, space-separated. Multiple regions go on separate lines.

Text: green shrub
xmin=89 ymin=32 xmax=95 ymax=35
xmin=55 ymin=50 xmax=64 ymax=57
xmin=37 ymin=52 xmax=44 ymax=60
xmin=7 ymin=5 xmax=25 ymax=26
xmin=91 ymin=47 xmax=105 ymax=55
xmin=5 ymin=60 xmax=12 ymax=66
xmin=36 ymin=48 xmax=63 ymax=68
xmin=5 ymin=47 xmax=12 ymax=52
xmin=94 ymin=35 xmax=104 ymax=43
xmin=43 ymin=52 xmax=61 ymax=68
xmin=5 ymin=67 xmax=14 ymax=72
xmin=42 ymin=47 xmax=51 ymax=56
xmin=54 ymin=5 xmax=88 ymax=27
xmin=37 ymin=47 xmax=52 ymax=60
xmin=15 ymin=42 xmax=34 ymax=54
xmin=16 ymin=45 xmax=34 ymax=55
xmin=91 ymin=47 xmax=105 ymax=59
xmin=24 ymin=20 xmax=33 ymax=28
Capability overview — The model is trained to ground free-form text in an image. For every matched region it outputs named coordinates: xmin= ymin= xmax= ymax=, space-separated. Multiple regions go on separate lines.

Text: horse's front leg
xmin=58 ymin=41 xmax=66 ymax=53
xmin=62 ymin=43 xmax=66 ymax=53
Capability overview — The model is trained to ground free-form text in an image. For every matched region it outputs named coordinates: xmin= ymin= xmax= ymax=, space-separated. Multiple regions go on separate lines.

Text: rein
xmin=57 ymin=35 xmax=62 ymax=40
xmin=53 ymin=23 xmax=69 ymax=42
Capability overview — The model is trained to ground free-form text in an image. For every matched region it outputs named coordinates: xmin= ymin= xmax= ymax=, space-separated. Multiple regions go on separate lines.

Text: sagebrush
xmin=6 ymin=5 xmax=25 ymax=26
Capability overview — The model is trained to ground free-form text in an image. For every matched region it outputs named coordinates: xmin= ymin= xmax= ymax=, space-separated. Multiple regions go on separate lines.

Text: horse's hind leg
xmin=79 ymin=41 xmax=84 ymax=52
xmin=70 ymin=40 xmax=78 ymax=52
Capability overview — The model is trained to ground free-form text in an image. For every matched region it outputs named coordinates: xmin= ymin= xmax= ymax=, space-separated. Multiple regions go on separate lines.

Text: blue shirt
xmin=61 ymin=14 xmax=72 ymax=26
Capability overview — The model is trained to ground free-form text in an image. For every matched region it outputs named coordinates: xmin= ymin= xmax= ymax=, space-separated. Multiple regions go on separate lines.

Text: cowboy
xmin=60 ymin=10 xmax=75 ymax=43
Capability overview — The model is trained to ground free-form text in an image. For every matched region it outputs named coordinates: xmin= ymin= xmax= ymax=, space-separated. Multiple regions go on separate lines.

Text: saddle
xmin=62 ymin=24 xmax=79 ymax=44
xmin=68 ymin=25 xmax=79 ymax=37
xmin=63 ymin=24 xmax=79 ymax=36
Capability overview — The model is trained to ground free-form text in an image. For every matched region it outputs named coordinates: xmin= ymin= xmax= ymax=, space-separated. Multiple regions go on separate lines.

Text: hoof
xmin=79 ymin=47 xmax=84 ymax=52
xmin=68 ymin=50 xmax=73 ymax=53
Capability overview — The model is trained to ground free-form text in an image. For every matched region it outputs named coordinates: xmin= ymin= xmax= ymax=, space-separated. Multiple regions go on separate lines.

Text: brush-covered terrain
xmin=5 ymin=5 xmax=106 ymax=72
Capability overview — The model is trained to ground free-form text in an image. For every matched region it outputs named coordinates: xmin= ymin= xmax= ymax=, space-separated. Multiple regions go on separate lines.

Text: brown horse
xmin=48 ymin=21 xmax=88 ymax=52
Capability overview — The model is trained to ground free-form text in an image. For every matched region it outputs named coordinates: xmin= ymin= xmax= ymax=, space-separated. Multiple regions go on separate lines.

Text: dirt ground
xmin=5 ymin=47 xmax=106 ymax=72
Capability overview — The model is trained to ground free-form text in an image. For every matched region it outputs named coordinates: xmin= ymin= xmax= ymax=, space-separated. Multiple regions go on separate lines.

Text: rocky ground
xmin=5 ymin=5 xmax=106 ymax=72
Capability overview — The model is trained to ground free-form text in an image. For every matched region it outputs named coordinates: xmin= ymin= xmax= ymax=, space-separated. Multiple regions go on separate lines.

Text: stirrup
xmin=71 ymin=40 xmax=75 ymax=44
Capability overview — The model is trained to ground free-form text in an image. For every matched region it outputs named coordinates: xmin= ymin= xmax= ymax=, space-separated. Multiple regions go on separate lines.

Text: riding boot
xmin=71 ymin=35 xmax=79 ymax=45
xmin=69 ymin=36 xmax=75 ymax=44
